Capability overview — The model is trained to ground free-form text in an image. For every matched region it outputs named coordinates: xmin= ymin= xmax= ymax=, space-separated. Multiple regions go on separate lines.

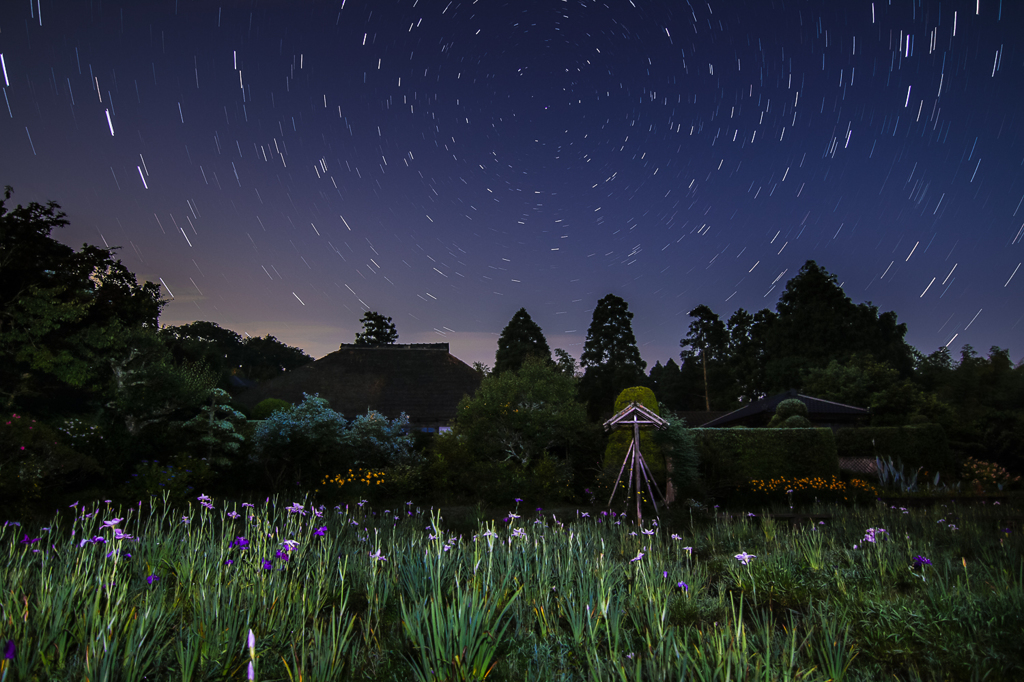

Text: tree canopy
xmin=354 ymin=311 xmax=398 ymax=346
xmin=494 ymin=308 xmax=550 ymax=374
xmin=1 ymin=187 xmax=164 ymax=410
xmin=579 ymin=294 xmax=646 ymax=419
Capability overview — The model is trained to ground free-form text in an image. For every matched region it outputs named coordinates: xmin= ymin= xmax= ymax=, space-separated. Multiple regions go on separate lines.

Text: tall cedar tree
xmin=762 ymin=260 xmax=914 ymax=391
xmin=680 ymin=304 xmax=729 ymax=410
xmin=495 ymin=308 xmax=551 ymax=374
xmin=354 ymin=311 xmax=398 ymax=346
xmin=580 ymin=294 xmax=646 ymax=419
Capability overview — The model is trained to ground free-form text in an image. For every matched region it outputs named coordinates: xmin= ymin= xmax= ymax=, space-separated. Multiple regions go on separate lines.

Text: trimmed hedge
xmin=834 ymin=424 xmax=952 ymax=475
xmin=692 ymin=427 xmax=839 ymax=489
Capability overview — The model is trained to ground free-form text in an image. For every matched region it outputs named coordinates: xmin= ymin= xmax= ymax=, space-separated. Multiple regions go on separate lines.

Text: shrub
xmin=693 ymin=427 xmax=839 ymax=491
xmin=252 ymin=398 xmax=291 ymax=420
xmin=604 ymin=386 xmax=664 ymax=483
xmin=745 ymin=475 xmax=879 ymax=506
xmin=179 ymin=388 xmax=246 ymax=467
xmin=614 ymin=386 xmax=659 ymax=413
xmin=960 ymin=457 xmax=1021 ymax=491
xmin=250 ymin=394 xmax=349 ymax=491
xmin=1 ymin=412 xmax=99 ymax=512
xmin=834 ymin=424 xmax=953 ymax=475
xmin=654 ymin=410 xmax=701 ymax=501
xmin=781 ymin=415 xmax=813 ymax=428
xmin=767 ymin=398 xmax=808 ymax=427
xmin=347 ymin=411 xmax=419 ymax=468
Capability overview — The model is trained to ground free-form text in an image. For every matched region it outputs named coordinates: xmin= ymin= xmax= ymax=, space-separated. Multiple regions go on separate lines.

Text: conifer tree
xmin=495 ymin=308 xmax=550 ymax=374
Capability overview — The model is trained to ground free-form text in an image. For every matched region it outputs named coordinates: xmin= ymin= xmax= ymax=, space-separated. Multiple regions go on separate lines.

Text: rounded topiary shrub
xmin=252 ymin=398 xmax=291 ymax=420
xmin=614 ymin=386 xmax=659 ymax=414
xmin=768 ymin=398 xmax=808 ymax=426
xmin=781 ymin=415 xmax=813 ymax=428
xmin=604 ymin=386 xmax=664 ymax=486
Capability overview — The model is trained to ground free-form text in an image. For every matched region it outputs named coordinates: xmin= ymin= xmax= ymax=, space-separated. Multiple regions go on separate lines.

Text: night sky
xmin=3 ymin=0 xmax=1023 ymax=369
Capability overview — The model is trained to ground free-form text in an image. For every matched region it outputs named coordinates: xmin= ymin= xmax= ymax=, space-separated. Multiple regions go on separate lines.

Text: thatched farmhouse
xmin=235 ymin=343 xmax=482 ymax=431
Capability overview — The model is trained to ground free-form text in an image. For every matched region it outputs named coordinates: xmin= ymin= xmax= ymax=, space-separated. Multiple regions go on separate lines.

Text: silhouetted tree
xmin=495 ymin=308 xmax=550 ymax=374
xmin=354 ymin=311 xmax=398 ymax=346
xmin=579 ymin=294 xmax=646 ymax=419
xmin=680 ymin=304 xmax=729 ymax=410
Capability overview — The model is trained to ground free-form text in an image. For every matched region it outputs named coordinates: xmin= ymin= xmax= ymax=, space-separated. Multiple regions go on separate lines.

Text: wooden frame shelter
xmin=603 ymin=402 xmax=670 ymax=525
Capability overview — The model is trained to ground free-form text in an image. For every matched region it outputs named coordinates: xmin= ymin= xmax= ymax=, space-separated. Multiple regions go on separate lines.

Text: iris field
xmin=1 ymin=495 xmax=1021 ymax=681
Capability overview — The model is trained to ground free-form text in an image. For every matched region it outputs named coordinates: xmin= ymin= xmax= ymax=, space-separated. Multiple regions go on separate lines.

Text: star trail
xmin=2 ymin=0 xmax=1023 ymax=366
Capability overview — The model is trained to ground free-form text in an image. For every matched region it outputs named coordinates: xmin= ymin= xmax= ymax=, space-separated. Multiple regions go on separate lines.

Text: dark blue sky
xmin=2 ymin=0 xmax=1023 ymax=368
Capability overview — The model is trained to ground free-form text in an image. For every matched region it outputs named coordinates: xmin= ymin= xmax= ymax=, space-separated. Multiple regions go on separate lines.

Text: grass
xmin=1 ymin=495 xmax=1022 ymax=681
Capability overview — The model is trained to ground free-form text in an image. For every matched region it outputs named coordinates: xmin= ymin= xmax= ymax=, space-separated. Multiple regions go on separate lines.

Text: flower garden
xmin=2 ymin=493 xmax=1021 ymax=681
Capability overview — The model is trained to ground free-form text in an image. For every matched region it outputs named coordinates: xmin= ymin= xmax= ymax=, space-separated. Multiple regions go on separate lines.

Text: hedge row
xmin=690 ymin=428 xmax=839 ymax=490
xmin=834 ymin=424 xmax=952 ymax=474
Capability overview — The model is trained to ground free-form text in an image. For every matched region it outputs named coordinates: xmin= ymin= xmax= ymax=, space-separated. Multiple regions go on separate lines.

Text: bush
xmin=834 ymin=424 xmax=953 ymax=475
xmin=252 ymin=398 xmax=291 ymax=420
xmin=654 ymin=411 xmax=702 ymax=501
xmin=604 ymin=386 xmax=663 ymax=481
xmin=250 ymin=394 xmax=349 ymax=491
xmin=767 ymin=398 xmax=808 ymax=427
xmin=781 ymin=415 xmax=813 ymax=428
xmin=1 ymin=412 xmax=100 ymax=512
xmin=347 ymin=411 xmax=419 ymax=468
xmin=693 ymin=428 xmax=839 ymax=491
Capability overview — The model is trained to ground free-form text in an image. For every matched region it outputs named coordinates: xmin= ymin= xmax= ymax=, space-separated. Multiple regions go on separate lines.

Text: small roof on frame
xmin=603 ymin=401 xmax=670 ymax=432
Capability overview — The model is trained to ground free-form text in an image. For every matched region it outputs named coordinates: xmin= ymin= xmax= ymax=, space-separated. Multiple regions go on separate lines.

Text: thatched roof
xmin=235 ymin=343 xmax=482 ymax=429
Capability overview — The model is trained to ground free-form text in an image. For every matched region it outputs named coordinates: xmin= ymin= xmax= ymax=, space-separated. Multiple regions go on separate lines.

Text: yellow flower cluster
xmin=747 ymin=475 xmax=878 ymax=500
xmin=962 ymin=457 xmax=1020 ymax=487
xmin=321 ymin=468 xmax=386 ymax=489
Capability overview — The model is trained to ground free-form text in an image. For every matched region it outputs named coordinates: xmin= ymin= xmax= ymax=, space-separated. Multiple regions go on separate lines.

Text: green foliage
xmin=681 ymin=304 xmax=730 ymax=410
xmin=613 ymin=386 xmax=659 ymax=414
xmin=250 ymin=394 xmax=350 ymax=491
xmin=604 ymin=387 xmax=664 ymax=484
xmin=693 ymin=427 xmax=839 ymax=490
xmin=252 ymin=398 xmax=291 ymax=420
xmin=179 ymin=388 xmax=247 ymax=468
xmin=4 ymin=498 xmax=1023 ymax=680
xmin=1 ymin=187 xmax=164 ymax=410
xmin=122 ymin=453 xmax=216 ymax=504
xmin=653 ymin=411 xmax=701 ymax=500
xmin=238 ymin=333 xmax=313 ymax=383
xmin=494 ymin=308 xmax=551 ymax=374
xmin=772 ymin=398 xmax=809 ymax=422
xmin=347 ymin=411 xmax=418 ymax=468
xmin=580 ymin=294 xmax=647 ymax=419
xmin=781 ymin=415 xmax=813 ymax=428
xmin=835 ymin=424 xmax=953 ymax=475
xmin=354 ymin=310 xmax=398 ymax=345
xmin=453 ymin=356 xmax=594 ymax=468
xmin=763 ymin=260 xmax=915 ymax=390
xmin=0 ymin=412 xmax=100 ymax=512
xmin=103 ymin=327 xmax=218 ymax=440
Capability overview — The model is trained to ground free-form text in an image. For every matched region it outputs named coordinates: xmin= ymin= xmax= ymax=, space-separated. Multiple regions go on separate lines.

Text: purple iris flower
xmin=229 ymin=536 xmax=250 ymax=550
xmin=314 ymin=526 xmax=327 ymax=536
xmin=678 ymin=582 xmax=689 ymax=592
xmin=3 ymin=639 xmax=14 ymax=660
xmin=146 ymin=575 xmax=160 ymax=585
xmin=262 ymin=559 xmax=273 ymax=570
xmin=913 ymin=555 xmax=932 ymax=569
xmin=20 ymin=534 xmax=39 ymax=545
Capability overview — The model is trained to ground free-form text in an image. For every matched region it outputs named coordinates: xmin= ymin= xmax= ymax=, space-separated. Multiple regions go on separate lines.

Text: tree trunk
xmin=702 ymin=352 xmax=710 ymax=411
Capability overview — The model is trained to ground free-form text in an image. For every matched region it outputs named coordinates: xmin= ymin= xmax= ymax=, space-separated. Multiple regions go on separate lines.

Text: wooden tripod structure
xmin=603 ymin=402 xmax=669 ymax=525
